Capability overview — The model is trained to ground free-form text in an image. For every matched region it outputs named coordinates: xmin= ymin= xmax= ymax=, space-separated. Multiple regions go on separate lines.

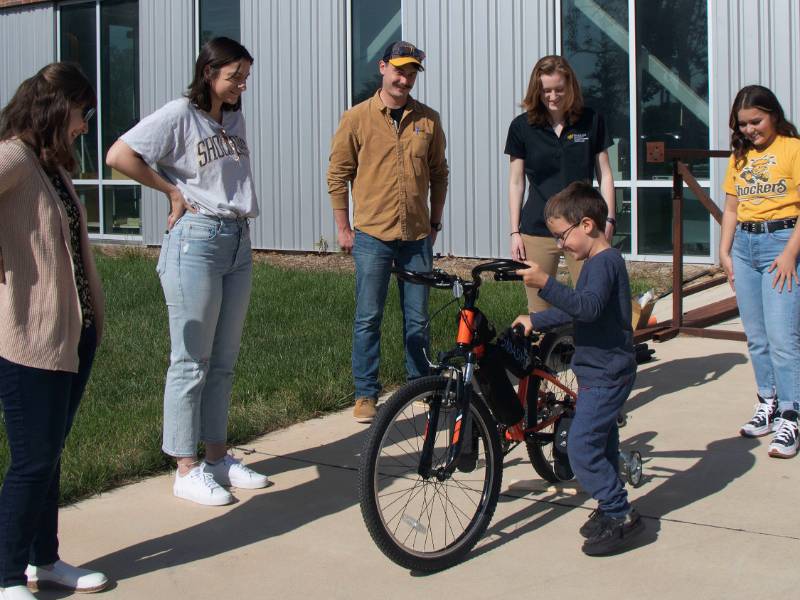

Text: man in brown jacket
xmin=327 ymin=41 xmax=449 ymax=423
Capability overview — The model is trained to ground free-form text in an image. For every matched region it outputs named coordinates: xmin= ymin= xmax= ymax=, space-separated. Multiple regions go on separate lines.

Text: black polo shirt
xmin=505 ymin=107 xmax=611 ymax=236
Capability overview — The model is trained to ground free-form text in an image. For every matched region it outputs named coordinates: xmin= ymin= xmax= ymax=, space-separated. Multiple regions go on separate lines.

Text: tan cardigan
xmin=0 ymin=139 xmax=105 ymax=373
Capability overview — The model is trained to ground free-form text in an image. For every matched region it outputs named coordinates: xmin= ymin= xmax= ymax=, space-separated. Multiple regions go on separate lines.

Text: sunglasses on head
xmin=384 ymin=43 xmax=426 ymax=62
xmin=82 ymin=107 xmax=96 ymax=123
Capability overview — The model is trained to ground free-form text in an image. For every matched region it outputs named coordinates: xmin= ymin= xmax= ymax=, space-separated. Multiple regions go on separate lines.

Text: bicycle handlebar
xmin=392 ymin=258 xmax=530 ymax=290
xmin=470 ymin=259 xmax=529 ymax=282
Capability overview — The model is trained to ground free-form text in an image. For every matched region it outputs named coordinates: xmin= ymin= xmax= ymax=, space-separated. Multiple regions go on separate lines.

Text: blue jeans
xmin=568 ymin=375 xmax=635 ymax=519
xmin=351 ymin=230 xmax=433 ymax=399
xmin=0 ymin=324 xmax=97 ymax=588
xmin=157 ymin=213 xmax=253 ymax=457
xmin=732 ymin=226 xmax=800 ymax=413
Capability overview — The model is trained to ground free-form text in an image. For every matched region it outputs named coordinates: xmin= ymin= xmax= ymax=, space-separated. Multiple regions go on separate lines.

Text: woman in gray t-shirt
xmin=107 ymin=37 xmax=268 ymax=506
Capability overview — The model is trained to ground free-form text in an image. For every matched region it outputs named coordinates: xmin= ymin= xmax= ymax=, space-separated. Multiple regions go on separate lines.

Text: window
xmin=562 ymin=0 xmax=711 ymax=259
xmin=59 ymin=0 xmax=141 ymax=238
xmin=199 ymin=0 xmax=240 ymax=46
xmin=351 ymin=0 xmax=400 ymax=105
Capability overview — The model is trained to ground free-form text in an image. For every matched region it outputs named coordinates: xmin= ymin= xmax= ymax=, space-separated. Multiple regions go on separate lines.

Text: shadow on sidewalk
xmin=84 ymin=427 xmax=370 ymax=582
xmin=83 ymin=351 xmax=756 ymax=580
xmin=455 ymin=352 xmax=755 ymax=562
xmin=626 ymin=432 xmax=759 ymax=519
xmin=626 ymin=352 xmax=748 ymax=415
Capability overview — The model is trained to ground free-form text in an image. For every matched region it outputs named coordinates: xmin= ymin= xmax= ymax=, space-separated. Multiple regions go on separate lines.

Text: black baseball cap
xmin=382 ymin=41 xmax=425 ymax=71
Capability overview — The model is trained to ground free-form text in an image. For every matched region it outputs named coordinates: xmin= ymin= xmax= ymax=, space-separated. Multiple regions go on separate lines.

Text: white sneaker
xmin=768 ymin=412 xmax=799 ymax=459
xmin=740 ymin=395 xmax=777 ymax=437
xmin=204 ymin=454 xmax=270 ymax=489
xmin=25 ymin=560 xmax=108 ymax=593
xmin=0 ymin=586 xmax=36 ymax=600
xmin=173 ymin=464 xmax=234 ymax=506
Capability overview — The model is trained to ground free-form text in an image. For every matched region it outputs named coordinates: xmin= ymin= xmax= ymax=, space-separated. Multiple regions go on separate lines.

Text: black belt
xmin=739 ymin=218 xmax=797 ymax=234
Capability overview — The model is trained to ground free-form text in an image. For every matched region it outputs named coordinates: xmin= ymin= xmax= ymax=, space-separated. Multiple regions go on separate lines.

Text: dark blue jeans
xmin=567 ymin=374 xmax=635 ymax=519
xmin=0 ymin=324 xmax=97 ymax=588
xmin=351 ymin=230 xmax=432 ymax=399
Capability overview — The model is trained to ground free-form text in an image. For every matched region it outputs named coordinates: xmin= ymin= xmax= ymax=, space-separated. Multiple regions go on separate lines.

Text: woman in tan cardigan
xmin=0 ymin=63 xmax=108 ymax=599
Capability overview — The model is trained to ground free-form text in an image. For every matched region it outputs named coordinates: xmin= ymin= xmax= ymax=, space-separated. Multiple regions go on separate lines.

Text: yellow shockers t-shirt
xmin=722 ymin=135 xmax=800 ymax=222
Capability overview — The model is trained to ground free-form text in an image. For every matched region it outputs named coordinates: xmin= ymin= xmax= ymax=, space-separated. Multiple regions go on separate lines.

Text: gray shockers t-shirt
xmin=121 ymin=98 xmax=258 ymax=218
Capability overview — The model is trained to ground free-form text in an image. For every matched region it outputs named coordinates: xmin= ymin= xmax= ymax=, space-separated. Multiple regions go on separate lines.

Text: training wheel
xmin=625 ymin=450 xmax=643 ymax=487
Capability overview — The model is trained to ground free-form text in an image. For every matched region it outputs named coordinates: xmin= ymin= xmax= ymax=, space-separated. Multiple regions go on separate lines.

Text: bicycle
xmin=357 ymin=259 xmax=642 ymax=572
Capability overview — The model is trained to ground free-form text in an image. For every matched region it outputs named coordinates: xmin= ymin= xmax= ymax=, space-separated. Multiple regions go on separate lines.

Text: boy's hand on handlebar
xmin=511 ymin=315 xmax=533 ymax=336
xmin=515 ymin=260 xmax=549 ymax=289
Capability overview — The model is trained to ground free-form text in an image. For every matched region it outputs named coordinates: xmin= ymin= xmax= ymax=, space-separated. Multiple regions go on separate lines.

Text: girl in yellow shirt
xmin=719 ymin=85 xmax=800 ymax=458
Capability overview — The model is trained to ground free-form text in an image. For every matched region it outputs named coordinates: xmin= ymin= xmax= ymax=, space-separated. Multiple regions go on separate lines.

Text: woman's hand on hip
xmin=166 ymin=188 xmax=196 ymax=230
xmin=768 ymin=249 xmax=800 ymax=292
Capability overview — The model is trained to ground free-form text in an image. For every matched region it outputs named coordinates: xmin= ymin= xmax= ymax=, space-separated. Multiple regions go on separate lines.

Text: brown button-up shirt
xmin=327 ymin=90 xmax=449 ymax=241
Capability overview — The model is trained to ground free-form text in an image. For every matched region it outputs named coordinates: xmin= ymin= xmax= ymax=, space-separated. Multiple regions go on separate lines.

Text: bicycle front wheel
xmin=358 ymin=375 xmax=503 ymax=572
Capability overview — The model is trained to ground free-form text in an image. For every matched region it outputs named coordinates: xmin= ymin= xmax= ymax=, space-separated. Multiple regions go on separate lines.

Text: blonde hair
xmin=521 ymin=55 xmax=583 ymax=127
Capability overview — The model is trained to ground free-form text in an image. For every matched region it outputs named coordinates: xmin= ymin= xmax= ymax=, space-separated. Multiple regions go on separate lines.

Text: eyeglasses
xmin=383 ymin=42 xmax=426 ymax=63
xmin=226 ymin=72 xmax=250 ymax=87
xmin=82 ymin=107 xmax=96 ymax=123
xmin=552 ymin=222 xmax=579 ymax=247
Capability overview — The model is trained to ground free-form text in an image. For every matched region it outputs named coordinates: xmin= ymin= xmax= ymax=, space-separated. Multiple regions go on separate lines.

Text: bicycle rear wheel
xmin=526 ymin=330 xmax=577 ymax=482
xmin=358 ymin=375 xmax=503 ymax=572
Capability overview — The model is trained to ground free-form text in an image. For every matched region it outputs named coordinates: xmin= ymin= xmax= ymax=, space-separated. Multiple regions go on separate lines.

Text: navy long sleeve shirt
xmin=531 ymin=248 xmax=636 ymax=387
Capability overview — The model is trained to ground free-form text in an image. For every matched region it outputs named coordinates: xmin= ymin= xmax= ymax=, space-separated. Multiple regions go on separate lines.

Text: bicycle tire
xmin=358 ymin=375 xmax=503 ymax=572
xmin=526 ymin=330 xmax=577 ymax=483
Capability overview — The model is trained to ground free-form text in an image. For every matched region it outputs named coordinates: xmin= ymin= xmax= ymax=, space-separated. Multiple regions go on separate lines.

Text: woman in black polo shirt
xmin=505 ymin=55 xmax=616 ymax=311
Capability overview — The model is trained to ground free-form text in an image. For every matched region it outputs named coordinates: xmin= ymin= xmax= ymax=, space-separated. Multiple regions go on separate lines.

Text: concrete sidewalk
xmin=47 ymin=334 xmax=799 ymax=599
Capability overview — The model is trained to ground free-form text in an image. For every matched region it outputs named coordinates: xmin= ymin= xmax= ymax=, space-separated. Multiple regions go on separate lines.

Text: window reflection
xmin=612 ymin=188 xmax=631 ymax=254
xmin=61 ymin=2 xmax=98 ymax=180
xmin=102 ymin=0 xmax=139 ymax=179
xmin=562 ymin=0 xmax=630 ymax=180
xmin=636 ymin=0 xmax=709 ymax=180
xmin=200 ymin=0 xmax=240 ymax=44
xmin=74 ymin=186 xmax=100 ymax=234
xmin=637 ymin=187 xmax=710 ymax=256
xmin=103 ymin=185 xmax=141 ymax=235
xmin=351 ymin=0 xmax=401 ymax=105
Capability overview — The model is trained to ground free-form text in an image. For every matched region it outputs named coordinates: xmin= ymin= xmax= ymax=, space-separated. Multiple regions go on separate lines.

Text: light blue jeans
xmin=732 ymin=226 xmax=800 ymax=413
xmin=351 ymin=230 xmax=432 ymax=399
xmin=156 ymin=213 xmax=253 ymax=457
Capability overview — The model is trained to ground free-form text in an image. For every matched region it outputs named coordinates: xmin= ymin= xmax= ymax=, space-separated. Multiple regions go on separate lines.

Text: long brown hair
xmin=186 ymin=37 xmax=254 ymax=113
xmin=521 ymin=55 xmax=583 ymax=127
xmin=729 ymin=85 xmax=799 ymax=169
xmin=0 ymin=62 xmax=96 ymax=172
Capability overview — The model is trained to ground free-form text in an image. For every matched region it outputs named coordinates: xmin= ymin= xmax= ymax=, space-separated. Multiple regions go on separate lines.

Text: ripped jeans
xmin=156 ymin=213 xmax=253 ymax=457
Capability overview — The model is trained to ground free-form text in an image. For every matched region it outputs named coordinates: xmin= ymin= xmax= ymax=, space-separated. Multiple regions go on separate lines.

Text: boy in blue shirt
xmin=513 ymin=181 xmax=643 ymax=556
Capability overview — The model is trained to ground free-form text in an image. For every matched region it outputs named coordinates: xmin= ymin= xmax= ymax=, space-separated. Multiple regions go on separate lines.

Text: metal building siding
xmin=0 ymin=2 xmax=54 ymax=109
xmin=137 ymin=0 xmax=195 ymax=245
xmin=239 ymin=0 xmax=348 ymax=252
xmin=710 ymin=0 xmax=800 ymax=199
xmin=404 ymin=0 xmax=556 ymax=258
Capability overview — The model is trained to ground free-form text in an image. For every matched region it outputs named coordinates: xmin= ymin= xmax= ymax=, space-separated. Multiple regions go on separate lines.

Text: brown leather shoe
xmin=353 ymin=397 xmax=377 ymax=423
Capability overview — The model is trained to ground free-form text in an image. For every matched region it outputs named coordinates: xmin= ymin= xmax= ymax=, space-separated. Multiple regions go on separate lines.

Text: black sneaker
xmin=768 ymin=410 xmax=799 ymax=459
xmin=740 ymin=394 xmax=777 ymax=437
xmin=581 ymin=508 xmax=645 ymax=556
xmin=579 ymin=508 xmax=605 ymax=538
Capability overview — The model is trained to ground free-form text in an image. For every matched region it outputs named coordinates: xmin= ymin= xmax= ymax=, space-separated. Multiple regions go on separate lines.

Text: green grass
xmin=0 ymin=251 xmax=656 ymax=504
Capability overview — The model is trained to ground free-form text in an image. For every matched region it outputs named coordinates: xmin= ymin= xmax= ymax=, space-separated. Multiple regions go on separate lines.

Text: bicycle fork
xmin=417 ymin=359 xmax=476 ymax=481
